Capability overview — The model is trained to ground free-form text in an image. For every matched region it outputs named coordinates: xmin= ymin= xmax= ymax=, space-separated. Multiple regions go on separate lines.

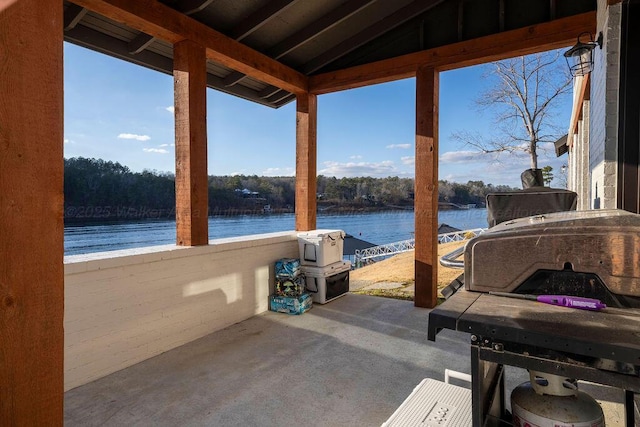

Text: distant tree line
xmin=63 ymin=157 xmax=518 ymax=222
xmin=438 ymin=180 xmax=519 ymax=207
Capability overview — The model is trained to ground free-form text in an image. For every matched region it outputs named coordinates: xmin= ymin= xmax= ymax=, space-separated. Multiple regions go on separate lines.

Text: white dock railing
xmin=437 ymin=228 xmax=485 ymax=243
xmin=354 ymin=228 xmax=485 ymax=266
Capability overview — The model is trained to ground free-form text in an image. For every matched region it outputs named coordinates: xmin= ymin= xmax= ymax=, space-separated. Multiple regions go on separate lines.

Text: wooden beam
xmin=295 ymin=93 xmax=317 ymax=231
xmin=310 ymin=11 xmax=596 ymax=94
xmin=0 ymin=0 xmax=64 ymax=424
xmin=302 ymin=0 xmax=445 ymax=74
xmin=72 ymin=0 xmax=308 ymax=94
xmin=414 ymin=66 xmax=439 ymax=309
xmin=174 ymin=39 xmax=209 ymax=246
xmin=567 ymin=73 xmax=590 ymax=148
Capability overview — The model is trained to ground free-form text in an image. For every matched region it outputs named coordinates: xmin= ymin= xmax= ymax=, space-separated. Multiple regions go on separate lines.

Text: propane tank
xmin=511 ymin=371 xmax=605 ymax=427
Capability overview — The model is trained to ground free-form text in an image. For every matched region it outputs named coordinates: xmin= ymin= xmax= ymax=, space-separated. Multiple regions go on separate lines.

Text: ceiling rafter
xmin=126 ymin=0 xmax=213 ymax=55
xmin=222 ymin=72 xmax=245 ymax=87
xmin=258 ymin=85 xmax=282 ymax=99
xmin=265 ymin=89 xmax=292 ymax=104
xmin=70 ymin=0 xmax=308 ymax=94
xmin=268 ymin=0 xmax=377 ymax=60
xmin=230 ymin=0 xmax=298 ymax=41
xmin=66 ymin=23 xmax=283 ymax=107
xmin=309 ymin=11 xmax=596 ymax=94
xmin=128 ymin=33 xmax=155 ymax=54
xmin=64 ymin=4 xmax=88 ymax=30
xmin=274 ymin=93 xmax=296 ymax=107
xmin=223 ymin=0 xmax=376 ymax=89
xmin=457 ymin=0 xmax=464 ymax=41
xmin=222 ymin=0 xmax=299 ymax=87
xmin=177 ymin=0 xmax=215 ymax=15
xmin=66 ymin=24 xmax=175 ymax=74
xmin=301 ymin=0 xmax=446 ymax=74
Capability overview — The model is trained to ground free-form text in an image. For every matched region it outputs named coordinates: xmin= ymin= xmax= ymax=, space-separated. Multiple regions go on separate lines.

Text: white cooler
xmin=302 ymin=261 xmax=351 ymax=304
xmin=297 ymin=229 xmax=345 ymax=267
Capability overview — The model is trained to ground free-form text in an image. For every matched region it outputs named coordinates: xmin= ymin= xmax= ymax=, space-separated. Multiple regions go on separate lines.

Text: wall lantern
xmin=563 ymin=32 xmax=603 ymax=77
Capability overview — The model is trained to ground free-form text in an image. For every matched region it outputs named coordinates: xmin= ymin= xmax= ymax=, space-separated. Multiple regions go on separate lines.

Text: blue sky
xmin=63 ymin=43 xmax=571 ymax=188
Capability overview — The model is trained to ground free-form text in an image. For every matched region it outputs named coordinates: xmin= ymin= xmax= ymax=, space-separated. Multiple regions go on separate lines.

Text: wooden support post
xmin=414 ymin=66 xmax=439 ymax=308
xmin=174 ymin=39 xmax=209 ymax=245
xmin=295 ymin=93 xmax=318 ymax=231
xmin=0 ymin=0 xmax=64 ymax=424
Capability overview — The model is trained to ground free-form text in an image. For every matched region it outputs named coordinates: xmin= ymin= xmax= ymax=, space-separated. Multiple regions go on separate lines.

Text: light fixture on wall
xmin=563 ymin=32 xmax=603 ymax=77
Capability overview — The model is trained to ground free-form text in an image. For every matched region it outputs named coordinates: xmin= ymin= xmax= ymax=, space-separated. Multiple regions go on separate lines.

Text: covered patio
xmin=5 ymin=0 xmax=639 ymax=425
xmin=64 ymin=294 xmax=473 ymax=426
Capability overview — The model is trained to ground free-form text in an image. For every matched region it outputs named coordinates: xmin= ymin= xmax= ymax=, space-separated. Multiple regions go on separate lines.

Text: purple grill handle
xmin=536 ymin=295 xmax=607 ymax=311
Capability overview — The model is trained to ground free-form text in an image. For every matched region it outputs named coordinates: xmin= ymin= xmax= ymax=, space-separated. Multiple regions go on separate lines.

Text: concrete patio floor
xmin=65 ymin=294 xmax=474 ymax=426
xmin=65 ymin=292 xmax=631 ymax=426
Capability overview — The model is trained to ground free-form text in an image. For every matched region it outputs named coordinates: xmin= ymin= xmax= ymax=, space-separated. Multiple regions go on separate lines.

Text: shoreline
xmin=63 ymin=203 xmax=478 ymax=224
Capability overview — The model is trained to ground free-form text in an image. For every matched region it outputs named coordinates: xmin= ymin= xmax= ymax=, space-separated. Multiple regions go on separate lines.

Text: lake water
xmin=64 ymin=209 xmax=488 ymax=256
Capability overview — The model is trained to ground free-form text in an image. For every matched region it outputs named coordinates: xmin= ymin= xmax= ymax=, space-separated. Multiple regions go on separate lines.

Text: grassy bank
xmin=350 ymin=240 xmax=466 ymax=301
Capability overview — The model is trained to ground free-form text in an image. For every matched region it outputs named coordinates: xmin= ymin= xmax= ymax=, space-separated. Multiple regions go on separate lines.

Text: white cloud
xmin=166 ymin=106 xmax=175 ymax=114
xmin=350 ymin=155 xmax=363 ymax=159
xmin=441 ymin=156 xmax=530 ymax=187
xmin=118 ymin=133 xmax=151 ymax=141
xmin=262 ymin=167 xmax=295 ymax=177
xmin=386 ymin=143 xmax=411 ymax=149
xmin=537 ymin=142 xmax=556 ymax=153
xmin=63 ymin=138 xmax=75 ymax=145
xmin=319 ymin=160 xmax=397 ymax=178
xmin=440 ymin=150 xmax=484 ymax=164
xmin=401 ymin=156 xmax=415 ymax=165
xmin=143 ymin=148 xmax=169 ymax=154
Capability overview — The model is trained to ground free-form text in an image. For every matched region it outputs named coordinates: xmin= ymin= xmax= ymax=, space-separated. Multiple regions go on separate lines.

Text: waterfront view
xmin=64 ymin=209 xmax=488 ymax=256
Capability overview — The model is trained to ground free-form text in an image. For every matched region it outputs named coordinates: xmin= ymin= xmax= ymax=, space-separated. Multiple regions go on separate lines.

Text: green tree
xmin=541 ymin=165 xmax=554 ymax=186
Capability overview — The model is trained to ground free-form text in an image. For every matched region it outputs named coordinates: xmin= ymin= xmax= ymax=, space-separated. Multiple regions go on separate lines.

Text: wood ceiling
xmin=64 ymin=0 xmax=596 ymax=107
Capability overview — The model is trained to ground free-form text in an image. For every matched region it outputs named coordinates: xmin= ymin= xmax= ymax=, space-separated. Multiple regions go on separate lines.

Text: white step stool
xmin=382 ymin=377 xmax=472 ymax=426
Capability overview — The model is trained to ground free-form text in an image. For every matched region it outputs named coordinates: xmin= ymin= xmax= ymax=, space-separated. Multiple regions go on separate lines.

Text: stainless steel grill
xmin=464 ymin=209 xmax=640 ymax=308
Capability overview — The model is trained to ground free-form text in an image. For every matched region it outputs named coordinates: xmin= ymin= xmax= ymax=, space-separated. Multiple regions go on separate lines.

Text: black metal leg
xmin=499 ymin=370 xmax=506 ymax=421
xmin=471 ymin=342 xmax=507 ymax=426
xmin=471 ymin=344 xmax=484 ymax=427
xmin=624 ymin=390 xmax=635 ymax=427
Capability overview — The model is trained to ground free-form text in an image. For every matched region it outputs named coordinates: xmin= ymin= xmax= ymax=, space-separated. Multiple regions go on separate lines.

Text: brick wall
xmin=589 ymin=0 xmax=622 ymax=209
xmin=64 ymin=232 xmax=299 ymax=390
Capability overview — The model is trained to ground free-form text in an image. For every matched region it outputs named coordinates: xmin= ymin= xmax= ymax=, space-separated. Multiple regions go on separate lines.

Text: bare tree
xmin=453 ymin=51 xmax=572 ymax=170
